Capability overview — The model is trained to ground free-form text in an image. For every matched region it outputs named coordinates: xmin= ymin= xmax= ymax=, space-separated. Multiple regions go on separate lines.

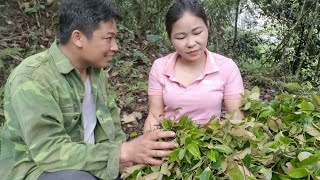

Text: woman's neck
xmin=177 ymin=53 xmax=207 ymax=70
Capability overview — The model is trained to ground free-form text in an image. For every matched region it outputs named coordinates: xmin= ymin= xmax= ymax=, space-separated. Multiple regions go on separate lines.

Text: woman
xmin=144 ymin=0 xmax=244 ymax=133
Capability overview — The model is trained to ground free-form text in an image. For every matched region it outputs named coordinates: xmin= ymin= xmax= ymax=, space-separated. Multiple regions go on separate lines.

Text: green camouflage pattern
xmin=0 ymin=41 xmax=126 ymax=180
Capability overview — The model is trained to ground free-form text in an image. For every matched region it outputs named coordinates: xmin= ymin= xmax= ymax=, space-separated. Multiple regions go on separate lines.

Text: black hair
xmin=165 ymin=0 xmax=208 ymax=38
xmin=59 ymin=0 xmax=121 ymax=44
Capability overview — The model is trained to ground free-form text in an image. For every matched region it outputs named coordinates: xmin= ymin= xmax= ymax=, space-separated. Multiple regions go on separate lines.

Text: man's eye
xmin=194 ymin=31 xmax=202 ymax=35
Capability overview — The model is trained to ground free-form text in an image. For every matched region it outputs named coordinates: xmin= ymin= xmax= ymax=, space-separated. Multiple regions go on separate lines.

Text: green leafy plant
xmin=24 ymin=2 xmax=45 ymax=14
xmin=0 ymin=48 xmax=22 ymax=69
xmin=121 ymin=83 xmax=320 ymax=179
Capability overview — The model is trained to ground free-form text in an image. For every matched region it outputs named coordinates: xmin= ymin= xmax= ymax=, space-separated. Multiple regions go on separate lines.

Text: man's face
xmin=80 ymin=20 xmax=118 ymax=68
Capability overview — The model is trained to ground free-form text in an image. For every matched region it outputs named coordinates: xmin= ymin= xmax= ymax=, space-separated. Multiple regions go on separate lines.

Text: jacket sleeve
xmin=7 ymin=74 xmax=121 ymax=180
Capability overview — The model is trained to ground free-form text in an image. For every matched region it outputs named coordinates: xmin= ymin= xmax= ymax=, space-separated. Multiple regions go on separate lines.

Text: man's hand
xmin=119 ymin=161 xmax=135 ymax=174
xmin=120 ymin=130 xmax=178 ymax=165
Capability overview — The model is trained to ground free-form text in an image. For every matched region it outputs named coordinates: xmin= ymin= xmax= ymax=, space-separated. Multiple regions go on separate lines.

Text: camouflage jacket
xmin=0 ymin=41 xmax=126 ymax=180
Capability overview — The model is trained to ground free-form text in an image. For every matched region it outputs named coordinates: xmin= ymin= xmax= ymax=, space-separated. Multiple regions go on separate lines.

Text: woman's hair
xmin=165 ymin=0 xmax=208 ymax=38
xmin=59 ymin=0 xmax=121 ymax=44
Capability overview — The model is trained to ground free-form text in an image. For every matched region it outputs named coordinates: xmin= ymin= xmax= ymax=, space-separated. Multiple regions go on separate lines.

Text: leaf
xmin=306 ymin=81 xmax=313 ymax=89
xmin=227 ymin=166 xmax=244 ymax=180
xmin=267 ymin=119 xmax=279 ymax=132
xmin=249 ymin=165 xmax=261 ymax=173
xmin=121 ymin=112 xmax=142 ymax=124
xmin=279 ymin=136 xmax=291 ymax=144
xmin=212 ymin=145 xmax=233 ymax=155
xmin=168 ymin=148 xmax=180 ymax=162
xmin=184 ymin=135 xmax=192 ymax=145
xmin=285 ymin=83 xmax=302 ymax=90
xmin=305 ymin=124 xmax=320 ymax=140
xmin=207 ymin=119 xmax=220 ymax=131
xmin=311 ymin=92 xmax=320 ymax=106
xmin=298 ymin=100 xmax=315 ymax=111
xmin=286 ymin=168 xmax=309 ymax=178
xmin=237 ymin=148 xmax=252 ymax=160
xmin=124 ymin=164 xmax=146 ymax=174
xmin=160 ymin=162 xmax=170 ymax=175
xmin=179 ymin=148 xmax=186 ymax=160
xmin=249 ymin=93 xmax=260 ymax=100
xmin=251 ymin=86 xmax=260 ymax=94
xmin=191 ymin=160 xmax=203 ymax=170
xmin=242 ymin=154 xmax=252 ymax=168
xmin=298 ymin=155 xmax=319 ymax=166
xmin=161 ymin=120 xmax=172 ymax=130
xmin=151 ymin=166 xmax=160 ymax=172
xmin=207 ymin=150 xmax=216 ymax=162
xmin=146 ymin=34 xmax=162 ymax=43
xmin=144 ymin=172 xmax=160 ymax=180
xmin=282 ymin=114 xmax=302 ymax=122
xmin=259 ymin=110 xmax=272 ymax=119
xmin=231 ymin=129 xmax=257 ymax=141
xmin=129 ymin=132 xmax=138 ymax=138
xmin=243 ymin=102 xmax=251 ymax=110
xmin=298 ymin=152 xmax=313 ymax=162
xmin=187 ymin=143 xmax=201 ymax=158
xmin=259 ymin=168 xmax=272 ymax=180
xmin=199 ymin=167 xmax=213 ymax=180
xmin=179 ymin=115 xmax=189 ymax=124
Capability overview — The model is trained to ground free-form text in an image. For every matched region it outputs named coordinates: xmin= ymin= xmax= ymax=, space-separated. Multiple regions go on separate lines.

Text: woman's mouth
xmin=187 ymin=50 xmax=199 ymax=56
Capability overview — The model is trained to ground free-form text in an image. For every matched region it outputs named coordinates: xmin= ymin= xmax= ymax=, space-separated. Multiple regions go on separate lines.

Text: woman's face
xmin=170 ymin=12 xmax=208 ymax=62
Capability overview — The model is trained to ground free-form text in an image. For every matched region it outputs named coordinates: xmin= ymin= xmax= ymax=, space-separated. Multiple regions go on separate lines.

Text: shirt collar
xmin=49 ymin=40 xmax=75 ymax=74
xmin=164 ymin=49 xmax=219 ymax=77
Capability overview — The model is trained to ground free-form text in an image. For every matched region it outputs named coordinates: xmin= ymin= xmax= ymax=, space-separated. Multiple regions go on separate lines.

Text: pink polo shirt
xmin=148 ymin=49 xmax=244 ymax=124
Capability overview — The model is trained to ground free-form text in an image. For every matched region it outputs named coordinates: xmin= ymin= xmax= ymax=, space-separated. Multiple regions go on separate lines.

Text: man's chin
xmin=92 ymin=63 xmax=111 ymax=69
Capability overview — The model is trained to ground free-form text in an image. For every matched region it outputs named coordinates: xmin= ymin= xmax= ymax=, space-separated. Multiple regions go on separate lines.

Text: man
xmin=0 ymin=0 xmax=177 ymax=179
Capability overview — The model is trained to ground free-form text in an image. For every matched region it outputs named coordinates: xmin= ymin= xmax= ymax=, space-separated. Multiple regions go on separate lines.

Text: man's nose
xmin=111 ymin=39 xmax=118 ymax=51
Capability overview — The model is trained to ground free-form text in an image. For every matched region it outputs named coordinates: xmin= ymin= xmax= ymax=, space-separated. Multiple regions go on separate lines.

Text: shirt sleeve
xmin=148 ymin=61 xmax=163 ymax=96
xmin=223 ymin=62 xmax=244 ymax=99
xmin=7 ymin=74 xmax=122 ymax=180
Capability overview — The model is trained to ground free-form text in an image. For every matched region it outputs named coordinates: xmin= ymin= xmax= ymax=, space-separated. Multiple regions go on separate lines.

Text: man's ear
xmin=70 ymin=30 xmax=84 ymax=48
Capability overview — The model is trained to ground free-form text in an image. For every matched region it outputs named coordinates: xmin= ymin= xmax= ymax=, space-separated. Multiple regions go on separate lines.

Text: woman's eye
xmin=176 ymin=37 xmax=185 ymax=40
xmin=194 ymin=31 xmax=202 ymax=35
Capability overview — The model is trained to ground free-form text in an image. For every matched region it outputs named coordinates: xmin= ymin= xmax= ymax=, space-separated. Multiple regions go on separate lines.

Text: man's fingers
xmin=151 ymin=141 xmax=178 ymax=150
xmin=150 ymin=150 xmax=172 ymax=157
xmin=144 ymin=158 xmax=163 ymax=166
xmin=148 ymin=130 xmax=176 ymax=141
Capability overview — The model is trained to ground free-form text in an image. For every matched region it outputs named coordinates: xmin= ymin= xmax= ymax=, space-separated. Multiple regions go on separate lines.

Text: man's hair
xmin=59 ymin=0 xmax=121 ymax=44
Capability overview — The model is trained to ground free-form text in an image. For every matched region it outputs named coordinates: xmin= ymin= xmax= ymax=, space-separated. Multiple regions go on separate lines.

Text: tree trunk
xmin=295 ymin=2 xmax=319 ymax=77
xmin=232 ymin=0 xmax=241 ymax=60
xmin=315 ymin=53 xmax=320 ymax=81
xmin=292 ymin=24 xmax=305 ymax=74
xmin=270 ymin=0 xmax=308 ymax=66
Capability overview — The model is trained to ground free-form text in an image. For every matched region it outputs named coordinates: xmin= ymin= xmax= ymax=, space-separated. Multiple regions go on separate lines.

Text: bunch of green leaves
xmin=121 ymin=83 xmax=320 ymax=180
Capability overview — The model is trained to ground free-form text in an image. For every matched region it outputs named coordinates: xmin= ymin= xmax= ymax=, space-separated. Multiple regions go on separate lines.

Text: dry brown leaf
xmin=121 ymin=112 xmax=142 ymax=124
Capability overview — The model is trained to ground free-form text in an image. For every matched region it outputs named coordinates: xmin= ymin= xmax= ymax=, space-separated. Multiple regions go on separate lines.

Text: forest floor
xmin=0 ymin=1 xmax=277 ymax=138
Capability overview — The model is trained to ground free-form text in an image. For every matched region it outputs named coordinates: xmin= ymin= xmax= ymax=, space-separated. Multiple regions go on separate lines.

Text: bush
xmin=122 ymin=83 xmax=320 ymax=180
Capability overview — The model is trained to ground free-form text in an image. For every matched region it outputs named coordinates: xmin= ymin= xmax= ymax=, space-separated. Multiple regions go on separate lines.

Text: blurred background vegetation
xmin=0 ymin=0 xmax=319 ymax=134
